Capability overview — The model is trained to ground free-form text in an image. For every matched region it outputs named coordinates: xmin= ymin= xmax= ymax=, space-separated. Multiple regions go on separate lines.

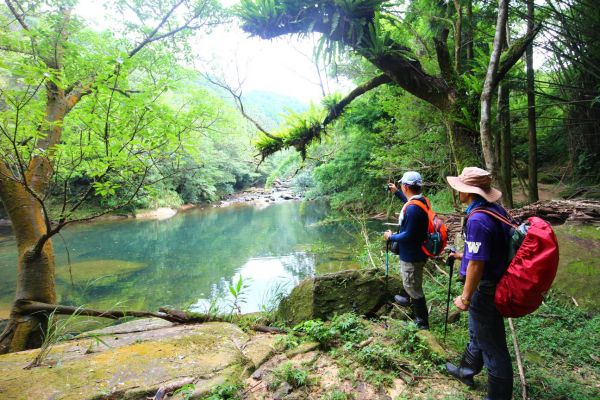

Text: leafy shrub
xmin=320 ymin=390 xmax=352 ymax=400
xmin=294 ymin=313 xmax=370 ymax=349
xmin=294 ymin=319 xmax=337 ymax=348
xmin=270 ymin=362 xmax=310 ymax=389
xmin=204 ymin=382 xmax=241 ymax=400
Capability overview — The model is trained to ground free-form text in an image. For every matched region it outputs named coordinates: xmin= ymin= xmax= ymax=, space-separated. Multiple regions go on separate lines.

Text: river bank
xmin=0 ymin=179 xmax=302 ymax=227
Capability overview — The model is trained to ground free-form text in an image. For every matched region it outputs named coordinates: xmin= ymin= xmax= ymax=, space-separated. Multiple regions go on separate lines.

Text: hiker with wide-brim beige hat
xmin=446 ymin=167 xmax=502 ymax=203
xmin=444 ymin=166 xmax=514 ymax=400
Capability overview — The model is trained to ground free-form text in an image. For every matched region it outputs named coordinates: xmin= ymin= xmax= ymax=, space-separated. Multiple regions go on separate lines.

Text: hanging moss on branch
xmin=255 ymin=75 xmax=391 ymax=160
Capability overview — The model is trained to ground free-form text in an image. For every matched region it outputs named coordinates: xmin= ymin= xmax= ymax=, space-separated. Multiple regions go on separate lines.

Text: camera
xmin=383 ymin=184 xmax=391 ymax=192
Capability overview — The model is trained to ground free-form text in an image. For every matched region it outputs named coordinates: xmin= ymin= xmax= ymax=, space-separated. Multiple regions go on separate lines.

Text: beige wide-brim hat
xmin=446 ymin=167 xmax=502 ymax=203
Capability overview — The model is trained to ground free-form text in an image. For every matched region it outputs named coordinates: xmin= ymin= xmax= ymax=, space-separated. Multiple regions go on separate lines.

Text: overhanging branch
xmin=259 ymin=74 xmax=392 ymax=159
xmin=495 ymin=24 xmax=542 ymax=87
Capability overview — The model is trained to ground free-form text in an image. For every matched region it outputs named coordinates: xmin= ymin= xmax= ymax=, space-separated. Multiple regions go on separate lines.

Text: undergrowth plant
xmin=173 ymin=383 xmax=195 ymax=400
xmin=204 ymin=382 xmax=242 ymax=400
xmin=269 ymin=361 xmax=311 ymax=390
xmin=293 ymin=312 xmax=370 ymax=349
xmin=228 ymin=275 xmax=249 ymax=315
xmin=320 ymin=390 xmax=353 ymax=400
xmin=25 ymin=307 xmax=106 ymax=369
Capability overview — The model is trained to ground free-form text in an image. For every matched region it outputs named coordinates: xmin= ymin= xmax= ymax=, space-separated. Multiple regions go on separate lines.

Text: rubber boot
xmin=412 ymin=296 xmax=429 ymax=330
xmin=394 ymin=290 xmax=411 ymax=306
xmin=445 ymin=347 xmax=484 ymax=388
xmin=484 ymin=374 xmax=513 ymax=400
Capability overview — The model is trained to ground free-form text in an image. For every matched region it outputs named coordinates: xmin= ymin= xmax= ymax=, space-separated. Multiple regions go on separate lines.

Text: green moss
xmin=552 ymin=224 xmax=600 ymax=311
xmin=277 ymin=269 xmax=403 ymax=326
xmin=55 ymin=259 xmax=146 ymax=285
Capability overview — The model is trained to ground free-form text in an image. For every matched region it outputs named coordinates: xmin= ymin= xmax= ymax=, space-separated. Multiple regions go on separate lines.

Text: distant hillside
xmin=244 ymin=90 xmax=308 ymax=126
xmin=193 ymin=76 xmax=309 ymax=131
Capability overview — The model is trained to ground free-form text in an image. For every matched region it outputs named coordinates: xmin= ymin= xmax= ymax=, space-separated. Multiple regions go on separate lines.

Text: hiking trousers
xmin=467 ymin=283 xmax=514 ymax=384
xmin=399 ymin=259 xmax=426 ymax=299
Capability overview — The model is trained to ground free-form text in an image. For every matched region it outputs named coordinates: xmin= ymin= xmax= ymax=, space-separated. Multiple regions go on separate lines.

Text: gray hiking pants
xmin=399 ymin=259 xmax=426 ymax=299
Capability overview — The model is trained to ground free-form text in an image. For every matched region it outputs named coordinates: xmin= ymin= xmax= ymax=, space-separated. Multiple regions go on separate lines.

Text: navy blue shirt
xmin=389 ymin=191 xmax=428 ymax=262
xmin=460 ymin=202 xmax=512 ymax=282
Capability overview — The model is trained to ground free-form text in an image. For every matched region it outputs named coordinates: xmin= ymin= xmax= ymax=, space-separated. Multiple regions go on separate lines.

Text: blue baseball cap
xmin=399 ymin=171 xmax=423 ymax=186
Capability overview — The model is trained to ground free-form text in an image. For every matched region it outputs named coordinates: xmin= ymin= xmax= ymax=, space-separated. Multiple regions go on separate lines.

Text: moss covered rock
xmin=277 ymin=269 xmax=403 ymax=325
xmin=0 ymin=320 xmax=281 ymax=400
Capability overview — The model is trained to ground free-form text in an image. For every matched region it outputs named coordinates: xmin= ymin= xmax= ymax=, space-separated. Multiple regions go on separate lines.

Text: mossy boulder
xmin=277 ymin=268 xmax=403 ymax=325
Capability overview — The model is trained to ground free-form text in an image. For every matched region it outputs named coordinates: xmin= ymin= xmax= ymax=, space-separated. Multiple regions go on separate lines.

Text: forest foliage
xmin=238 ymin=0 xmax=600 ymax=213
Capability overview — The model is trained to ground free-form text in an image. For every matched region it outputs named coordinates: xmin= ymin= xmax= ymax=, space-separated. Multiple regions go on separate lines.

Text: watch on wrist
xmin=461 ymin=296 xmax=471 ymax=306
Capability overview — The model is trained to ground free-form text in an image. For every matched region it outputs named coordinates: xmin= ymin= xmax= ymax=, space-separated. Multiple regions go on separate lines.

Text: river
xmin=0 ymin=201 xmax=362 ymax=318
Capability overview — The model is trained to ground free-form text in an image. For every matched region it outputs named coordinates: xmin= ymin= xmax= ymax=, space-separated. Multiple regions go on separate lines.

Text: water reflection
xmin=0 ymin=201 xmax=360 ymax=316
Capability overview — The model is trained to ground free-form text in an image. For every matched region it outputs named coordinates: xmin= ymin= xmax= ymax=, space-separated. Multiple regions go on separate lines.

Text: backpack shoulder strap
xmin=405 ymin=198 xmax=431 ymax=215
xmin=467 ymin=207 xmax=517 ymax=228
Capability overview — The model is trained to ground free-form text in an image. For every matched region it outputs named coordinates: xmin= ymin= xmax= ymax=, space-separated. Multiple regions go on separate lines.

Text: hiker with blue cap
xmin=383 ymin=171 xmax=430 ymax=329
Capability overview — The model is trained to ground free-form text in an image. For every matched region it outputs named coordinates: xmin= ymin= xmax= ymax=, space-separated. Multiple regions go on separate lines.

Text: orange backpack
xmin=405 ymin=197 xmax=448 ymax=257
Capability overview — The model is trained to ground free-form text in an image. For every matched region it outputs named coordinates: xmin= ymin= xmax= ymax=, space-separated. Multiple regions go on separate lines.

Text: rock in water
xmin=277 ymin=269 xmax=403 ymax=325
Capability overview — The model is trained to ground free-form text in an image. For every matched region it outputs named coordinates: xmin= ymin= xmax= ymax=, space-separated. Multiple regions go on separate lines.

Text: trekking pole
xmin=444 ymin=246 xmax=456 ymax=341
xmin=385 ymin=241 xmax=390 ymax=278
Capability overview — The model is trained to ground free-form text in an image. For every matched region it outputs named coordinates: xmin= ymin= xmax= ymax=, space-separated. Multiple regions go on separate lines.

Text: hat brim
xmin=446 ymin=176 xmax=502 ymax=203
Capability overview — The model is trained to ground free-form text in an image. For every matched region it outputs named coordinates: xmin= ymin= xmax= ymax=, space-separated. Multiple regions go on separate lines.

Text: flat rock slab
xmin=0 ymin=320 xmax=280 ymax=400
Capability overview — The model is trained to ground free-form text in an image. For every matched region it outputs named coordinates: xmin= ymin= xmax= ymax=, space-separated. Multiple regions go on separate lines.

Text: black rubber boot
xmin=394 ymin=290 xmax=411 ymax=306
xmin=445 ymin=348 xmax=484 ymax=388
xmin=484 ymin=374 xmax=513 ymax=400
xmin=412 ymin=296 xmax=429 ymax=330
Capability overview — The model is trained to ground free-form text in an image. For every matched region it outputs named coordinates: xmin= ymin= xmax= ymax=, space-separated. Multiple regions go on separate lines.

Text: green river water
xmin=0 ymin=201 xmax=362 ymax=318
xmin=1 ymin=201 xmax=598 ymax=320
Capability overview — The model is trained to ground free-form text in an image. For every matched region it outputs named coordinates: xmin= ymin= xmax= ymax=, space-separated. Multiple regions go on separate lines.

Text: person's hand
xmin=387 ymin=183 xmax=398 ymax=193
xmin=384 ymin=230 xmax=393 ymax=240
xmin=451 ymin=251 xmax=463 ymax=260
xmin=454 ymin=295 xmax=470 ymax=311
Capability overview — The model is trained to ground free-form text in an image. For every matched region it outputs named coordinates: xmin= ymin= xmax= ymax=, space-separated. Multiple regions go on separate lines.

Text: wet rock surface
xmin=216 ymin=179 xmax=302 ymax=208
xmin=0 ymin=320 xmax=280 ymax=400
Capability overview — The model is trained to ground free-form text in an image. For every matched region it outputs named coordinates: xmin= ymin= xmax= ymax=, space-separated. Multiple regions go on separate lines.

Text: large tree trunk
xmin=526 ymin=0 xmax=538 ymax=202
xmin=446 ymin=119 xmax=482 ymax=171
xmin=480 ymin=0 xmax=508 ymax=180
xmin=0 ymin=82 xmax=70 ymax=353
xmin=0 ymin=165 xmax=56 ymax=354
xmin=466 ymin=0 xmax=474 ymax=68
xmin=498 ymin=80 xmax=513 ymax=207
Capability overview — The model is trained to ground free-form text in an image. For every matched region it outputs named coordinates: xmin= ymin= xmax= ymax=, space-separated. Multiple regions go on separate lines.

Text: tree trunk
xmin=453 ymin=0 xmax=463 ymax=73
xmin=0 ymin=80 xmax=70 ymax=353
xmin=498 ymin=81 xmax=513 ymax=207
xmin=480 ymin=0 xmax=508 ymax=179
xmin=466 ymin=0 xmax=474 ymax=68
xmin=446 ymin=119 xmax=482 ymax=171
xmin=0 ymin=165 xmax=56 ymax=354
xmin=526 ymin=0 xmax=538 ymax=202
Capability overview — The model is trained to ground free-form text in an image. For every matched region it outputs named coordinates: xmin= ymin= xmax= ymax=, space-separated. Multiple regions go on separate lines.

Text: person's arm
xmin=455 ymin=260 xmax=485 ymax=311
xmin=394 ymin=189 xmax=407 ymax=203
xmin=387 ymin=183 xmax=407 ymax=202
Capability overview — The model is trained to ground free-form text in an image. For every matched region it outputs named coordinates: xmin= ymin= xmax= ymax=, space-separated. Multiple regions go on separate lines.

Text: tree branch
xmin=5 ymin=0 xmax=30 ymax=30
xmin=14 ymin=300 xmax=221 ymax=324
xmin=433 ymin=27 xmax=454 ymax=82
xmin=203 ymin=74 xmax=279 ymax=140
xmin=495 ymin=24 xmax=542 ymax=86
xmin=258 ymin=74 xmax=392 ymax=159
xmin=322 ymin=74 xmax=392 ymax=127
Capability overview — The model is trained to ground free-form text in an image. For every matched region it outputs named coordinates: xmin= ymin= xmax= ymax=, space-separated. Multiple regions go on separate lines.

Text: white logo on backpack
xmin=466 ymin=241 xmax=482 ymax=253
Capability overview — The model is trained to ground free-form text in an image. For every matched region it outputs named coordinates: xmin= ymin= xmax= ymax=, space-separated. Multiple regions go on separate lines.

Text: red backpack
xmin=405 ymin=197 xmax=448 ymax=257
xmin=469 ymin=209 xmax=560 ymax=318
